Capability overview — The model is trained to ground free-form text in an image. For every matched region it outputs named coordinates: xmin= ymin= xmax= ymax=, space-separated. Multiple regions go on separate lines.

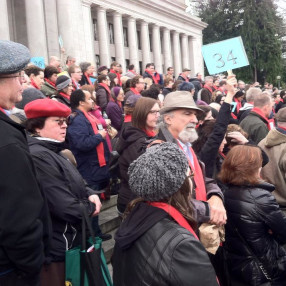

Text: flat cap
xmin=182 ymin=68 xmax=191 ymax=72
xmin=0 ymin=40 xmax=30 ymax=74
xmin=16 ymin=88 xmax=45 ymax=110
xmin=25 ymin=98 xmax=71 ymax=119
xmin=160 ymin=91 xmax=204 ymax=115
xmin=275 ymin=107 xmax=286 ymax=122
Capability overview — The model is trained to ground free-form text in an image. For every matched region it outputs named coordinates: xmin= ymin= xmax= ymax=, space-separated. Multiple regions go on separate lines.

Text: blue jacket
xmin=67 ymin=110 xmax=110 ymax=185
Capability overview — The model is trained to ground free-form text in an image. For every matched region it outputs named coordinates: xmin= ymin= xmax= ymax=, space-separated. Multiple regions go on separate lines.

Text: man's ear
xmin=164 ymin=114 xmax=173 ymax=125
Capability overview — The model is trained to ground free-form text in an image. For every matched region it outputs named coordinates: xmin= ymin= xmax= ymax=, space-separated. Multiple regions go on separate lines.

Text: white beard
xmin=178 ymin=124 xmax=198 ymax=143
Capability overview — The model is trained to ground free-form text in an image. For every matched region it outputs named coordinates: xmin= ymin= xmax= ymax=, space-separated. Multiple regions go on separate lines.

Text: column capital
xmin=82 ymin=0 xmax=92 ymax=7
xmin=97 ymin=6 xmax=107 ymax=13
xmin=127 ymin=16 xmax=136 ymax=22
xmin=112 ymin=11 xmax=122 ymax=17
xmin=140 ymin=20 xmax=149 ymax=26
xmin=181 ymin=33 xmax=188 ymax=39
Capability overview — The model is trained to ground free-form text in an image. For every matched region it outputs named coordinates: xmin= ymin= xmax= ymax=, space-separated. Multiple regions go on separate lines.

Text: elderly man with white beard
xmin=157 ymin=91 xmax=226 ymax=226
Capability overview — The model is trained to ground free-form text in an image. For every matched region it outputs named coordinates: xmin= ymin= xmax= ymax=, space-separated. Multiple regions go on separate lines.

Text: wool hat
xmin=160 ymin=91 xmax=204 ymax=115
xmin=128 ymin=142 xmax=189 ymax=201
xmin=275 ymin=107 xmax=286 ymax=122
xmin=16 ymin=88 xmax=45 ymax=109
xmin=98 ymin=66 xmax=108 ymax=73
xmin=125 ymin=94 xmax=141 ymax=107
xmin=0 ymin=40 xmax=30 ymax=74
xmin=56 ymin=75 xmax=71 ymax=90
xmin=177 ymin=81 xmax=195 ymax=91
xmin=112 ymin=86 xmax=121 ymax=98
xmin=25 ymin=98 xmax=71 ymax=119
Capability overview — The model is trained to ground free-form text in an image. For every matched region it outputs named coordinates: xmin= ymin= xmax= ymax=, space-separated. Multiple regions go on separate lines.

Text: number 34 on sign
xmin=201 ymin=36 xmax=249 ymax=75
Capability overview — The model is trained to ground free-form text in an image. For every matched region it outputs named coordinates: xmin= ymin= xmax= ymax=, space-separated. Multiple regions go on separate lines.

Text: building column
xmin=57 ymin=0 xmax=76 ymax=61
xmin=43 ymin=0 xmax=60 ymax=57
xmin=25 ymin=0 xmax=48 ymax=61
xmin=81 ymin=0 xmax=95 ymax=63
xmin=0 ymin=0 xmax=10 ymax=40
xmin=113 ymin=12 xmax=126 ymax=72
xmin=97 ymin=6 xmax=111 ymax=67
xmin=128 ymin=16 xmax=139 ymax=72
xmin=140 ymin=20 xmax=151 ymax=70
xmin=152 ymin=24 xmax=162 ymax=73
xmin=189 ymin=36 xmax=203 ymax=76
xmin=163 ymin=28 xmax=172 ymax=72
xmin=181 ymin=34 xmax=190 ymax=70
xmin=172 ymin=31 xmax=182 ymax=77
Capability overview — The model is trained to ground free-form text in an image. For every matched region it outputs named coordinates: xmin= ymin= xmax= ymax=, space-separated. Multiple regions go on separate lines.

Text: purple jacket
xmin=106 ymin=101 xmax=123 ymax=132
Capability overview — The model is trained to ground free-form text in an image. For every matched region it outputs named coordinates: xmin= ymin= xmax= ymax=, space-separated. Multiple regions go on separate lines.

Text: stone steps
xmin=99 ymin=195 xmax=120 ymax=266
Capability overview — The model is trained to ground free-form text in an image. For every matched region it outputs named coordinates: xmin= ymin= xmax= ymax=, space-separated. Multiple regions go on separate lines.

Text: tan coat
xmin=259 ymin=128 xmax=286 ymax=207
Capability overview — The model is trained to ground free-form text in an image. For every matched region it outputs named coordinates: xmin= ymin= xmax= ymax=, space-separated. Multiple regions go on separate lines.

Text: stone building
xmin=0 ymin=0 xmax=207 ymax=76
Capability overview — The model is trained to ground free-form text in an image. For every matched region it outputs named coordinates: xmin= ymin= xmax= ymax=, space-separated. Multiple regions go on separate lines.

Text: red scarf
xmin=31 ymin=79 xmax=40 ymax=90
xmin=110 ymin=69 xmax=122 ymax=86
xmin=130 ymin=87 xmax=141 ymax=95
xmin=278 ymin=125 xmax=286 ymax=131
xmin=143 ymin=129 xmax=156 ymax=137
xmin=59 ymin=92 xmax=70 ymax=100
xmin=149 ymin=202 xmax=198 ymax=239
xmin=251 ymin=107 xmax=274 ymax=130
xmin=84 ymin=72 xmax=93 ymax=85
xmin=99 ymin=83 xmax=111 ymax=96
xmin=110 ymin=97 xmax=122 ymax=109
xmin=234 ymin=98 xmax=242 ymax=114
xmin=177 ymin=141 xmax=207 ymax=201
xmin=145 ymin=69 xmax=160 ymax=84
xmin=203 ymin=84 xmax=213 ymax=94
xmin=82 ymin=111 xmax=106 ymax=167
xmin=124 ymin=114 xmax=132 ymax=123
xmin=72 ymin=79 xmax=80 ymax=91
xmin=44 ymin=78 xmax=56 ymax=88
xmin=231 ymin=113 xmax=237 ymax=119
xmin=179 ymin=73 xmax=189 ymax=82
xmin=213 ymin=85 xmax=219 ymax=90
xmin=0 ymin=107 xmax=5 ymax=114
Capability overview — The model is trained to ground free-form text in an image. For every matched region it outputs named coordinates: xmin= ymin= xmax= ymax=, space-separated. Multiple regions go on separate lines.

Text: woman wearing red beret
xmin=24 ymin=98 xmax=102 ymax=286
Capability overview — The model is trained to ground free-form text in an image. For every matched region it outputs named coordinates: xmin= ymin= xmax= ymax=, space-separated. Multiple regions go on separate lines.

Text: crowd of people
xmin=1 ymin=38 xmax=286 ymax=286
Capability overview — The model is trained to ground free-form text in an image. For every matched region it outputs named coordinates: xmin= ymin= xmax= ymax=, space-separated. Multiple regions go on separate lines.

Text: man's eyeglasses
xmin=53 ymin=119 xmax=67 ymax=126
xmin=0 ymin=72 xmax=23 ymax=81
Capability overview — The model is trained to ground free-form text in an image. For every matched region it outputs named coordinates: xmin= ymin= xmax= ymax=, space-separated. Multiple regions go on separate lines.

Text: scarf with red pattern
xmin=145 ymin=69 xmax=160 ymax=84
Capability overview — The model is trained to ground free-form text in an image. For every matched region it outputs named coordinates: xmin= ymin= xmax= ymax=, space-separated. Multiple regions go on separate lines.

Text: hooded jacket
xmin=259 ymin=128 xmax=286 ymax=208
xmin=112 ymin=202 xmax=219 ymax=286
xmin=224 ymin=182 xmax=286 ymax=285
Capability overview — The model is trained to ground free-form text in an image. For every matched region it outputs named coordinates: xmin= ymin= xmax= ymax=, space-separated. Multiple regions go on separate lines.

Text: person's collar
xmin=177 ymin=139 xmax=192 ymax=148
xmin=35 ymin=137 xmax=62 ymax=143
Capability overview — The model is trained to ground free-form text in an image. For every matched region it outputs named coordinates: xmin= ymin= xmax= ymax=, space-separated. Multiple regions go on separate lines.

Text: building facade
xmin=1 ymin=0 xmax=207 ymax=76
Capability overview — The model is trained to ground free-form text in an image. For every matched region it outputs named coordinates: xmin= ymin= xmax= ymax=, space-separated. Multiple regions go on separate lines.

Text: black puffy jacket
xmin=224 ymin=182 xmax=286 ymax=285
xmin=112 ymin=202 xmax=219 ymax=286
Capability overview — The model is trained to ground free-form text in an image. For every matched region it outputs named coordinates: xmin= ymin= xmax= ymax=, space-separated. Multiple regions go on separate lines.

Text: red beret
xmin=24 ymin=98 xmax=71 ymax=119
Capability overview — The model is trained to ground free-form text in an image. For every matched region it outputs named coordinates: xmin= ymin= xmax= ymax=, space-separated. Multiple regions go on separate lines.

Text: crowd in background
xmin=2 ymin=39 xmax=286 ymax=286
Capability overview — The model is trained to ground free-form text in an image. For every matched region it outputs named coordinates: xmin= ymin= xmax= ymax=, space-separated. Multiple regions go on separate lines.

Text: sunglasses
xmin=53 ymin=119 xmax=67 ymax=126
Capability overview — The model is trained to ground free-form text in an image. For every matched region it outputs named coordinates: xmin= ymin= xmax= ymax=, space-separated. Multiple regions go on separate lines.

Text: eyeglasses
xmin=0 ymin=72 xmax=23 ymax=81
xmin=53 ymin=119 xmax=67 ymax=126
xmin=149 ymin=110 xmax=160 ymax=115
xmin=138 ymin=82 xmax=145 ymax=84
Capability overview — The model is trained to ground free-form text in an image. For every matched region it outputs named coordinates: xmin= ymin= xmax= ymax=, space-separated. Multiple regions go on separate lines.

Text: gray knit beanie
xmin=16 ymin=88 xmax=45 ymax=109
xmin=128 ymin=142 xmax=189 ymax=201
xmin=56 ymin=75 xmax=71 ymax=90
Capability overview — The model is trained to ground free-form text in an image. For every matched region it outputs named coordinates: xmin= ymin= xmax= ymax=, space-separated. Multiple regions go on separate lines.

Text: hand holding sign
xmin=202 ymin=36 xmax=249 ymax=75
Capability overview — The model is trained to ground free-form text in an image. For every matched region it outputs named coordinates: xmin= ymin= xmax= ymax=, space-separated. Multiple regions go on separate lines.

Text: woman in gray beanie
xmin=112 ymin=142 xmax=219 ymax=286
xmin=51 ymin=75 xmax=73 ymax=107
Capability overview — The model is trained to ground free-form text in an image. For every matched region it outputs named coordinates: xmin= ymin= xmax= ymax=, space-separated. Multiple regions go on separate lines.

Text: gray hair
xmin=246 ymin=87 xmax=262 ymax=103
xmin=253 ymin=91 xmax=271 ymax=108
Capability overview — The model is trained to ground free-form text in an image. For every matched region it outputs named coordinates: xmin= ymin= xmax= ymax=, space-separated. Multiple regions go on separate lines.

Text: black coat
xmin=116 ymin=126 xmax=155 ymax=212
xmin=95 ymin=85 xmax=110 ymax=112
xmin=28 ymin=137 xmax=96 ymax=262
xmin=0 ymin=112 xmax=44 ymax=278
xmin=112 ymin=202 xmax=218 ymax=286
xmin=224 ymin=182 xmax=286 ymax=285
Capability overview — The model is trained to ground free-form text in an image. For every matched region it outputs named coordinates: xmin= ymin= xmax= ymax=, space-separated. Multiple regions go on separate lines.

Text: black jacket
xmin=224 ymin=182 xmax=286 ymax=285
xmin=28 ymin=137 xmax=96 ymax=262
xmin=0 ymin=112 xmax=44 ymax=278
xmin=116 ymin=126 xmax=155 ymax=212
xmin=195 ymin=102 xmax=232 ymax=178
xmin=96 ymin=85 xmax=110 ymax=112
xmin=112 ymin=202 xmax=218 ymax=286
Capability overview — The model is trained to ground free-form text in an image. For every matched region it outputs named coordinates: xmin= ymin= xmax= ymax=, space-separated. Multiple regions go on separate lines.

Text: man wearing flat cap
xmin=259 ymin=107 xmax=286 ymax=217
xmin=0 ymin=40 xmax=44 ymax=285
xmin=158 ymin=91 xmax=227 ymax=226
